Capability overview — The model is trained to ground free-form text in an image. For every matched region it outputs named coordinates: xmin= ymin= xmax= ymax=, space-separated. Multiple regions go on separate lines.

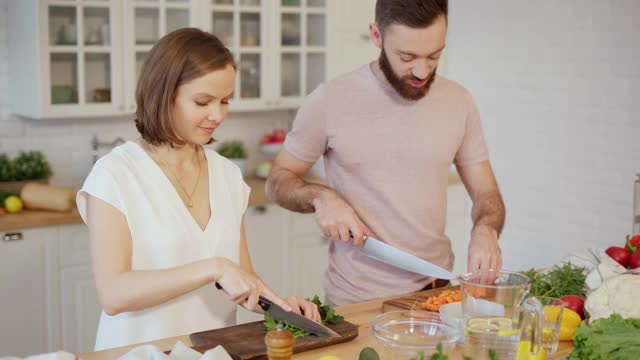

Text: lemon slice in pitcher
xmin=467 ymin=317 xmax=518 ymax=336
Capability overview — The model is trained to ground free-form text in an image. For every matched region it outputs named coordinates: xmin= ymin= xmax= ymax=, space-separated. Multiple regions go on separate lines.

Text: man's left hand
xmin=467 ymin=225 xmax=502 ymax=273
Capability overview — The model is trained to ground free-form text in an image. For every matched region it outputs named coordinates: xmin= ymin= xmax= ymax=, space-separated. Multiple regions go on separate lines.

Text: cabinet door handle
xmin=3 ymin=232 xmax=23 ymax=241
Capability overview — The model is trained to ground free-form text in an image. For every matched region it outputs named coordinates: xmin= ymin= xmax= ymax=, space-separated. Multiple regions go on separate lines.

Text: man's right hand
xmin=312 ymin=189 xmax=371 ymax=247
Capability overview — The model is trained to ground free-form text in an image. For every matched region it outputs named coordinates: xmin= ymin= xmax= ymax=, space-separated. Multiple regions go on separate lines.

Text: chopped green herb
xmin=263 ymin=295 xmax=344 ymax=338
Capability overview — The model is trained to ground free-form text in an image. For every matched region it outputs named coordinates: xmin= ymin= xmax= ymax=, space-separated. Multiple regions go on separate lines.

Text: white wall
xmin=447 ymin=1 xmax=640 ymax=270
xmin=0 ymin=0 xmax=292 ymax=190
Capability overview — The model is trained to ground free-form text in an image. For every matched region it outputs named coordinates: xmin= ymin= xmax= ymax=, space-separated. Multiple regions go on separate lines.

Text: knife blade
xmin=259 ymin=297 xmax=340 ymax=338
xmin=361 ymin=236 xmax=457 ymax=280
xmin=215 ymin=283 xmax=340 ymax=338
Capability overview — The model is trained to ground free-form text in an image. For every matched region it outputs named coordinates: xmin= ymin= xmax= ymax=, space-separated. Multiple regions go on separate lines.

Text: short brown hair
xmin=135 ymin=28 xmax=235 ymax=146
xmin=375 ymin=0 xmax=448 ymax=33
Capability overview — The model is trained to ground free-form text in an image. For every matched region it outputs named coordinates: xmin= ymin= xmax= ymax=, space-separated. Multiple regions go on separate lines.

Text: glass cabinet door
xmin=47 ymin=1 xmax=117 ymax=109
xmin=125 ymin=0 xmax=196 ymax=111
xmin=279 ymin=0 xmax=326 ymax=99
xmin=209 ymin=0 xmax=265 ymax=104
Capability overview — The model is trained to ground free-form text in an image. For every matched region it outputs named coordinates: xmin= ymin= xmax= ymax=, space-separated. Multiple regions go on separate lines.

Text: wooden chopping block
xmin=189 ymin=320 xmax=359 ymax=359
xmin=20 ymin=182 xmax=75 ymax=212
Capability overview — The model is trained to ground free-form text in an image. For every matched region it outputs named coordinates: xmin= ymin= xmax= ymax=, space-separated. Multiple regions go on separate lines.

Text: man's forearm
xmin=471 ymin=190 xmax=506 ymax=237
xmin=266 ymin=167 xmax=332 ymax=213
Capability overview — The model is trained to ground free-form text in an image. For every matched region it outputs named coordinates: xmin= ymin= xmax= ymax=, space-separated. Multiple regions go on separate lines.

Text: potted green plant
xmin=0 ymin=151 xmax=52 ymax=194
xmin=217 ymin=140 xmax=248 ymax=176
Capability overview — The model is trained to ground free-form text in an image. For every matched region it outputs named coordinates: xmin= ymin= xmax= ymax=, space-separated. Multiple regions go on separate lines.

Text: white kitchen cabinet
xmin=200 ymin=0 xmax=329 ymax=111
xmin=122 ymin=0 xmax=200 ymax=112
xmin=57 ymin=225 xmax=101 ymax=354
xmin=237 ymin=204 xmax=288 ymax=324
xmin=9 ymin=0 xmax=330 ymax=119
xmin=326 ymin=0 xmax=377 ymax=79
xmin=274 ymin=0 xmax=328 ymax=107
xmin=286 ymin=211 xmax=327 ymax=300
xmin=59 ymin=266 xmax=100 ymax=353
xmin=0 ymin=228 xmax=58 ymax=357
xmin=8 ymin=0 xmax=124 ymax=119
xmin=243 ymin=205 xmax=289 ymax=295
xmin=0 ymin=224 xmax=99 ymax=357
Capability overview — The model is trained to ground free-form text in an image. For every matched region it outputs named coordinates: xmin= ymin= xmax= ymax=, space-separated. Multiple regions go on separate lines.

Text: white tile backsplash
xmin=448 ymin=0 xmax=640 ymax=270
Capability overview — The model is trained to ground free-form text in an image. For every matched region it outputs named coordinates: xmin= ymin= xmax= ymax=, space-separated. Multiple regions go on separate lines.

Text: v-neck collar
xmin=127 ymin=141 xmax=214 ymax=233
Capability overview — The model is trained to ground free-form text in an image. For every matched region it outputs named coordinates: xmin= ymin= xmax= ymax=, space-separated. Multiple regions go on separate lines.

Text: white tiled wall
xmin=0 ymin=0 xmax=291 ymax=190
xmin=447 ymin=1 xmax=640 ymax=270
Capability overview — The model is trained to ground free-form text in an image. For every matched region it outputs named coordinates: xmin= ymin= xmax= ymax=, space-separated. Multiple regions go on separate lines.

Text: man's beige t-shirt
xmin=284 ymin=64 xmax=489 ymax=305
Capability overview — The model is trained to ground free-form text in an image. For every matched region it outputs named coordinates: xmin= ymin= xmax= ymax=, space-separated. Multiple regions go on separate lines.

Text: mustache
xmin=406 ymin=74 xmax=431 ymax=82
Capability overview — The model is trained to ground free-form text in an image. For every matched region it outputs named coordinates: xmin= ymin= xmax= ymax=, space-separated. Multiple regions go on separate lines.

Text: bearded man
xmin=266 ymin=0 xmax=505 ymax=306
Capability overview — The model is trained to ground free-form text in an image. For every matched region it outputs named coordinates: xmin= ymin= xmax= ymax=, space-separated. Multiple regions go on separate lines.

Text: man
xmin=266 ymin=0 xmax=505 ymax=306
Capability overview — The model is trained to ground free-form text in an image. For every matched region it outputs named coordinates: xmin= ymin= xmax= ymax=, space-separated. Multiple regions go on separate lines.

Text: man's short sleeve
xmin=454 ymin=93 xmax=490 ymax=166
xmin=283 ymin=84 xmax=328 ymax=163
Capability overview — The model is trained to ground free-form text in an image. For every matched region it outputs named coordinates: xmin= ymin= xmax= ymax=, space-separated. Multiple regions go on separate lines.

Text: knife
xmin=361 ymin=236 xmax=457 ymax=280
xmin=215 ymin=283 xmax=340 ymax=338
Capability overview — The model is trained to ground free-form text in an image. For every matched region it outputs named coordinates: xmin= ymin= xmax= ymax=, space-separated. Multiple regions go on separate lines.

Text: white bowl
xmin=260 ymin=143 xmax=283 ymax=156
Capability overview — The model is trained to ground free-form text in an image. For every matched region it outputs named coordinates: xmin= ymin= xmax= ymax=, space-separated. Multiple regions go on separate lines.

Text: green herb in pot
xmin=216 ymin=141 xmax=247 ymax=159
xmin=12 ymin=151 xmax=53 ymax=181
xmin=0 ymin=153 xmax=16 ymax=182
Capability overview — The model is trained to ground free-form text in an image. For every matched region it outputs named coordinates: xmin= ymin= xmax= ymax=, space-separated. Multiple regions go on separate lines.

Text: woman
xmin=77 ymin=28 xmax=320 ymax=351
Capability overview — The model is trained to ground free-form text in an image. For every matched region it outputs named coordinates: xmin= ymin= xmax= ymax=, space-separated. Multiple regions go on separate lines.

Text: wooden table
xmin=80 ymin=290 xmax=572 ymax=359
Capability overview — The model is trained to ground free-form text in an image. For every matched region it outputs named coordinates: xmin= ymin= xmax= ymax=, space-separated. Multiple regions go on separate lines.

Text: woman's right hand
xmin=214 ymin=257 xmax=292 ymax=313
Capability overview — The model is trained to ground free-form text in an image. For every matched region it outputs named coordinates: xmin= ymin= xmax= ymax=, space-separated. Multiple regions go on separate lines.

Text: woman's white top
xmin=77 ymin=141 xmax=250 ymax=351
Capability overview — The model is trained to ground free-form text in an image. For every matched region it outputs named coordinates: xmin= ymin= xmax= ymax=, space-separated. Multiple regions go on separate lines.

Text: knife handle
xmin=215 ymin=282 xmax=271 ymax=312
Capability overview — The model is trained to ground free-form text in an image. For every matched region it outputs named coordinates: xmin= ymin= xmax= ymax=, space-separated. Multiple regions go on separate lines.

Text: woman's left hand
xmin=284 ymin=296 xmax=321 ymax=323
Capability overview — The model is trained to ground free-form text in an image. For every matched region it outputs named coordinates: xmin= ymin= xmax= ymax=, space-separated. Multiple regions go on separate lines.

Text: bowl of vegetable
xmin=372 ymin=310 xmax=460 ymax=359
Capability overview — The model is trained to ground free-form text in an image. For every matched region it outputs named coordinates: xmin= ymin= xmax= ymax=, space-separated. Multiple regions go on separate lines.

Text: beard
xmin=379 ymin=47 xmax=437 ymax=101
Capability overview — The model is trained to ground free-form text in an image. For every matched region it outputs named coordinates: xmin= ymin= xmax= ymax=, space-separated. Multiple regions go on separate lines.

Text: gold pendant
xmin=187 ymin=201 xmax=193 ymax=208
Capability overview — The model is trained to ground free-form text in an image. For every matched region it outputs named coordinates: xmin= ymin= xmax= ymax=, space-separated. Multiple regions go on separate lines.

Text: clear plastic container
xmin=372 ymin=310 xmax=461 ymax=359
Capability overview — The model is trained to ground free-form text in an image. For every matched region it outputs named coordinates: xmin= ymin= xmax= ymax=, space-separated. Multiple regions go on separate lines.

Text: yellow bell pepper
xmin=544 ymin=306 xmax=582 ymax=341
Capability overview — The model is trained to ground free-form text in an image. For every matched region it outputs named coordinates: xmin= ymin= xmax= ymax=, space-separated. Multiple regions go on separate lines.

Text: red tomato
xmin=629 ymin=251 xmax=640 ymax=269
xmin=558 ymin=295 xmax=585 ymax=320
xmin=627 ymin=234 xmax=640 ymax=254
xmin=605 ymin=246 xmax=631 ymax=268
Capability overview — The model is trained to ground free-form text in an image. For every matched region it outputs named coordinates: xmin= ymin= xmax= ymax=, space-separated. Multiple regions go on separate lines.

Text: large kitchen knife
xmin=361 ymin=236 xmax=457 ymax=280
xmin=215 ymin=283 xmax=339 ymax=338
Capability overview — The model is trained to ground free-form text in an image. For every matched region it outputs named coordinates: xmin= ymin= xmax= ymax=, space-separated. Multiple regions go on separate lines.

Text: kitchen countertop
xmin=0 ymin=176 xmax=273 ymax=232
xmin=0 ymin=174 xmax=462 ymax=232
xmin=79 ymin=289 xmax=572 ymax=360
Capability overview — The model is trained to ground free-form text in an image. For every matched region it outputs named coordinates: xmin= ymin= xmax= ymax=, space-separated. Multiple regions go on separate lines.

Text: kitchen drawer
xmin=287 ymin=211 xmax=322 ymax=236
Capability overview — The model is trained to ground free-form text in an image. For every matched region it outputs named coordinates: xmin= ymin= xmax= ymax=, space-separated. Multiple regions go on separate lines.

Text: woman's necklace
xmin=149 ymin=143 xmax=202 ymax=208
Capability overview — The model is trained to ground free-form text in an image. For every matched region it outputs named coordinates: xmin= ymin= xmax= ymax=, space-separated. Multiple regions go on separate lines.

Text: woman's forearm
xmin=97 ymin=257 xmax=226 ymax=316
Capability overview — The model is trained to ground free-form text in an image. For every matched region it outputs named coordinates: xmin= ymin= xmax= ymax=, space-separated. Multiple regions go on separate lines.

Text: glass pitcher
xmin=459 ymin=270 xmax=543 ymax=360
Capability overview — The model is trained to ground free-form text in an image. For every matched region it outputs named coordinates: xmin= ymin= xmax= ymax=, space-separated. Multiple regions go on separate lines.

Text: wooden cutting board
xmin=382 ymin=285 xmax=459 ymax=312
xmin=189 ymin=320 xmax=358 ymax=359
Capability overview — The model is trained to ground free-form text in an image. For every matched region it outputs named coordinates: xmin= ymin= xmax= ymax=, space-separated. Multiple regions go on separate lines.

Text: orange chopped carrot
xmin=420 ymin=289 xmax=462 ymax=311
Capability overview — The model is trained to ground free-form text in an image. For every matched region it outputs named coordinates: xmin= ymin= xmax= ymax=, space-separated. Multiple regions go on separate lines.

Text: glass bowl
xmin=438 ymin=302 xmax=464 ymax=339
xmin=372 ymin=310 xmax=461 ymax=359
